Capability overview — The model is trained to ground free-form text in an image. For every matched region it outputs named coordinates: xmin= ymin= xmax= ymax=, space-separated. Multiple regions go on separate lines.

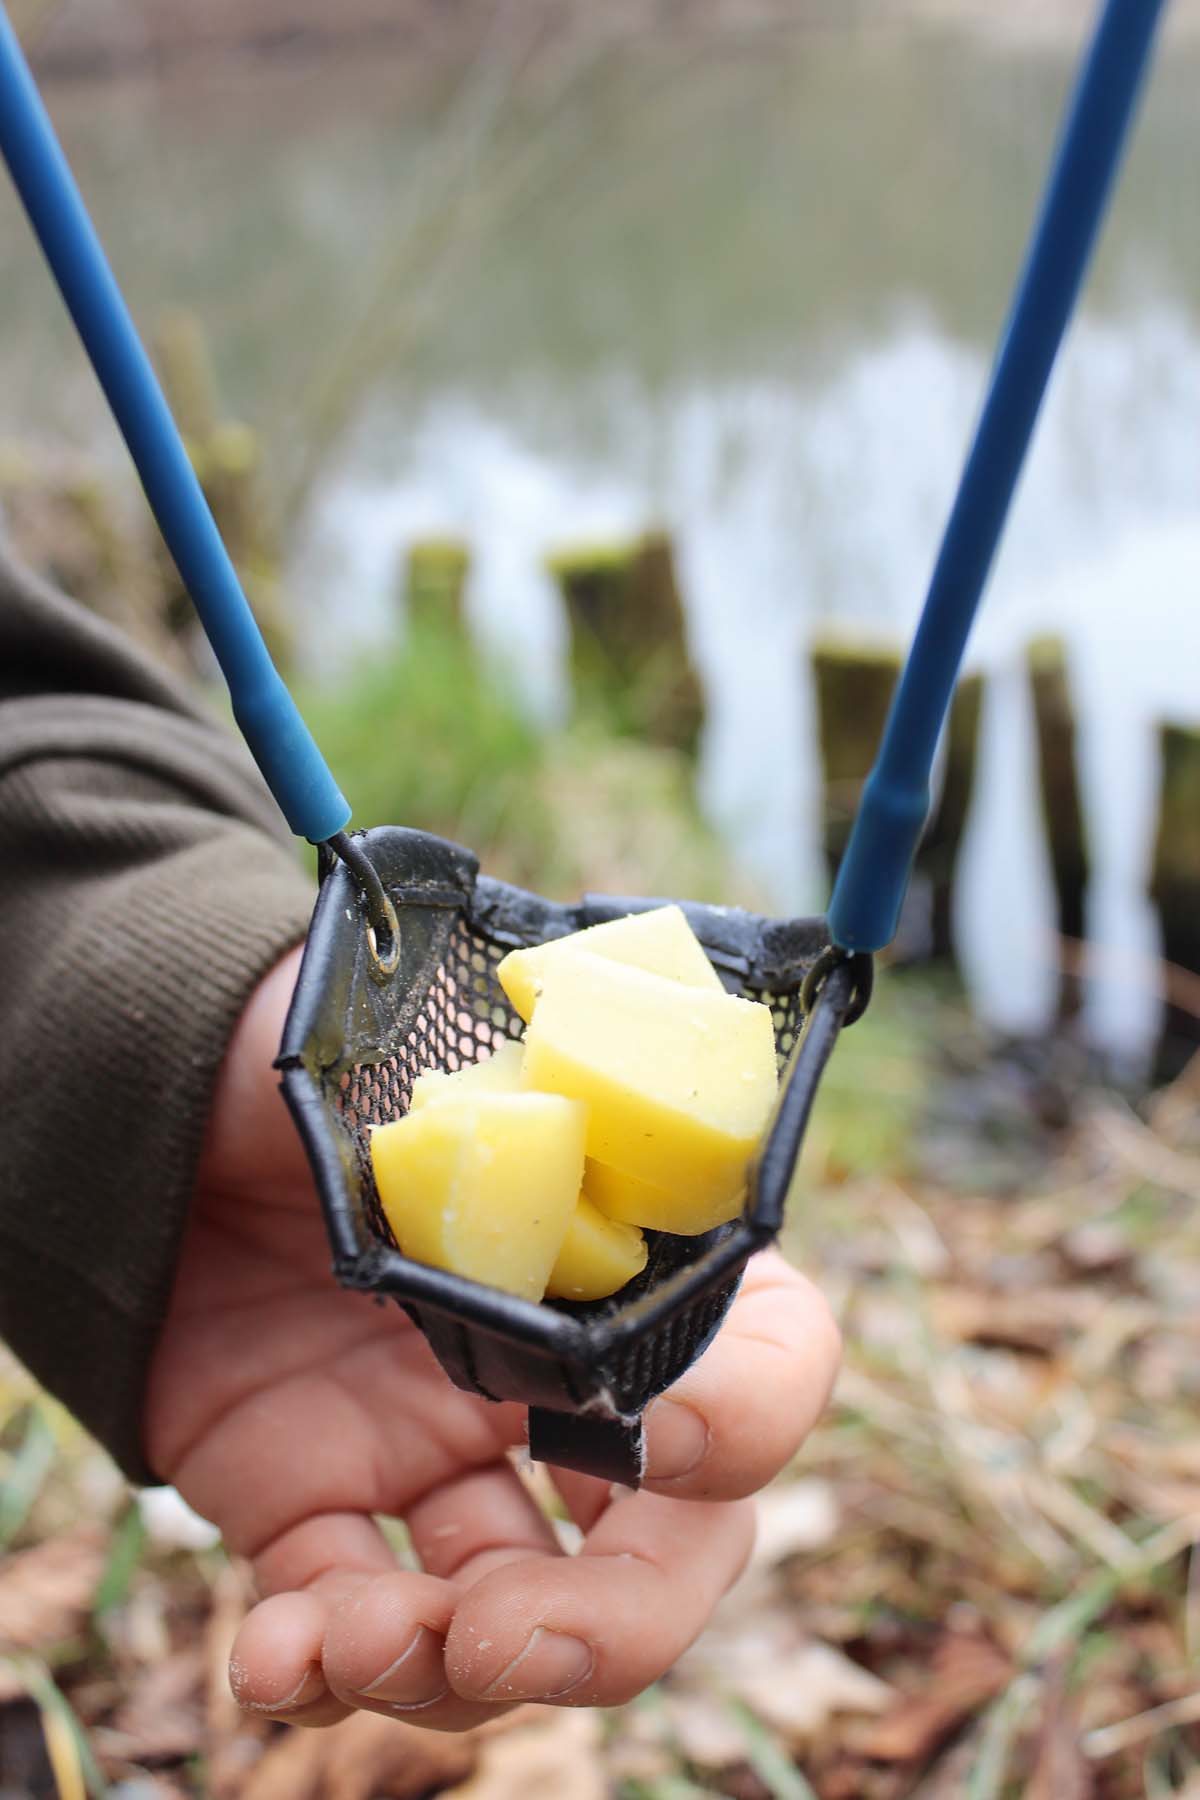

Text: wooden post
xmin=154 ymin=311 xmax=292 ymax=672
xmin=812 ymin=639 xmax=983 ymax=969
xmin=811 ymin=638 xmax=900 ymax=887
xmin=154 ymin=310 xmax=218 ymax=447
xmin=1026 ymin=637 xmax=1089 ymax=1021
xmin=404 ymin=538 xmax=470 ymax=635
xmin=1151 ymin=722 xmax=1200 ymax=1080
xmin=548 ymin=531 xmax=704 ymax=757
xmin=918 ymin=674 xmax=985 ymax=964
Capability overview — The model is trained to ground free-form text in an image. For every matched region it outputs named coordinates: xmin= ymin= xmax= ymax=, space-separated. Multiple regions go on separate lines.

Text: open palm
xmin=145 ymin=948 xmax=841 ymax=1728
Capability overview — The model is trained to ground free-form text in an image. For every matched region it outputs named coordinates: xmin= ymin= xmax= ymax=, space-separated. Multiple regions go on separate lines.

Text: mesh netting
xmin=335 ymin=921 xmax=525 ymax=1255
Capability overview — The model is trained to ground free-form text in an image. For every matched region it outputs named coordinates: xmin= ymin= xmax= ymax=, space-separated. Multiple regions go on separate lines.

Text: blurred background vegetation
xmin=3 ymin=0 xmax=1200 ymax=1794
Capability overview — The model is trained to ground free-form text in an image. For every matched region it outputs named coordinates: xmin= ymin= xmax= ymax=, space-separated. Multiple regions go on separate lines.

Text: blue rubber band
xmin=828 ymin=0 xmax=1167 ymax=954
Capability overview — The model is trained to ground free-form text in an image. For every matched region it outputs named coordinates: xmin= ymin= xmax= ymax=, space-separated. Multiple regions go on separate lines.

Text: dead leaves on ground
xmin=193 ymin=1704 xmax=601 ymax=1800
xmin=238 ymin=1708 xmax=477 ymax=1800
xmin=0 ymin=1526 xmax=109 ymax=1698
xmin=3 ymin=1025 xmax=1200 ymax=1796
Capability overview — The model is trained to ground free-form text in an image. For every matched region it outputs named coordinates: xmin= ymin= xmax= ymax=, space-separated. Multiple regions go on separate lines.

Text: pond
xmin=2 ymin=13 xmax=1198 ymax=1064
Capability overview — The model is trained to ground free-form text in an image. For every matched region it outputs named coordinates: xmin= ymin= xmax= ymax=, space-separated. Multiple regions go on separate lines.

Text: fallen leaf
xmin=734 ymin=1640 xmax=895 ymax=1748
xmin=676 ymin=1607 xmax=893 ymax=1753
xmin=0 ymin=1527 xmax=108 ymax=1669
xmin=97 ymin=1648 xmax=205 ymax=1762
xmin=205 ymin=1559 xmax=267 ymax=1800
xmin=239 ymin=1708 xmax=522 ymax=1800
xmin=861 ymin=1632 xmax=1013 ymax=1763
xmin=1060 ymin=1221 xmax=1134 ymax=1275
xmin=444 ymin=1710 xmax=606 ymax=1799
xmin=663 ymin=1692 xmax=749 ymax=1767
xmin=812 ymin=1751 xmax=909 ymax=1800
xmin=750 ymin=1482 xmax=841 ymax=1573
xmin=718 ymin=1768 xmax=773 ymax=1800
xmin=931 ymin=1287 xmax=1099 ymax=1355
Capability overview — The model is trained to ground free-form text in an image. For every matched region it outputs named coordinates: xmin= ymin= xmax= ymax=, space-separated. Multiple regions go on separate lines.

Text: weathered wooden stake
xmin=404 ymin=538 xmax=470 ymax=635
xmin=1026 ymin=637 xmax=1090 ymax=1021
xmin=811 ymin=638 xmax=901 ymax=886
xmin=154 ymin=309 xmax=218 ymax=447
xmin=154 ymin=311 xmax=292 ymax=672
xmin=812 ymin=638 xmax=984 ymax=969
xmin=548 ymin=531 xmax=705 ymax=757
xmin=919 ymin=673 xmax=985 ymax=963
xmin=1151 ymin=721 xmax=1200 ymax=1080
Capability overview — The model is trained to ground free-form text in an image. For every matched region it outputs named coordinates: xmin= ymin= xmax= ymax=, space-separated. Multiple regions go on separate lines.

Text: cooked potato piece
xmin=521 ymin=951 xmax=777 ymax=1225
xmin=370 ymin=1091 xmax=585 ymax=1301
xmin=408 ymin=1039 xmax=523 ymax=1112
xmin=545 ymin=1195 xmax=648 ymax=1301
xmin=584 ymin=1158 xmax=746 ymax=1237
xmin=497 ymin=904 xmax=722 ymax=1023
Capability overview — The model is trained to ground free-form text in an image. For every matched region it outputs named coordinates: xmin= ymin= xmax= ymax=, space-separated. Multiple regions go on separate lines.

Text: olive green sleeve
xmin=0 ymin=547 xmax=314 ymax=1482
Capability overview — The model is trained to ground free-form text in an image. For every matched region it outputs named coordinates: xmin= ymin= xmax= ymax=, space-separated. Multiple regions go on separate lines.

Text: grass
xmin=295 ymin=615 xmax=549 ymax=882
xmin=293 ymin=612 xmax=742 ymax=907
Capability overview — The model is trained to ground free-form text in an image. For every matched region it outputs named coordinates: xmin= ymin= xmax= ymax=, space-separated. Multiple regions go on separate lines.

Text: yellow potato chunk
xmin=545 ymin=1195 xmax=648 ymax=1301
xmin=497 ymin=904 xmax=723 ymax=1024
xmin=522 ymin=952 xmax=777 ymax=1225
xmin=369 ymin=1092 xmax=586 ymax=1301
xmin=408 ymin=1039 xmax=523 ymax=1112
xmin=584 ymin=1159 xmax=746 ymax=1238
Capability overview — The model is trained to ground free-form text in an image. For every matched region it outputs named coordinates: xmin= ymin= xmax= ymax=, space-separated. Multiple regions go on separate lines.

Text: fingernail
xmin=380 ymin=1687 xmax=449 ymax=1713
xmin=645 ymin=1398 xmax=710 ymax=1481
xmin=357 ymin=1625 xmax=444 ymax=1705
xmin=481 ymin=1627 xmax=593 ymax=1700
xmin=237 ymin=1664 xmax=326 ymax=1713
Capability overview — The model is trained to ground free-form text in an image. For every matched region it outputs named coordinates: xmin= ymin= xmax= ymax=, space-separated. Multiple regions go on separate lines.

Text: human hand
xmin=146 ymin=946 xmax=841 ymax=1728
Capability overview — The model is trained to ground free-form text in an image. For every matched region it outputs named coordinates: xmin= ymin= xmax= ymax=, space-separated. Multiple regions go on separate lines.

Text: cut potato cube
xmin=522 ymin=951 xmax=777 ymax=1223
xmin=409 ymin=1039 xmax=523 ymax=1112
xmin=497 ymin=904 xmax=723 ymax=1024
xmin=584 ymin=1158 xmax=746 ymax=1238
xmin=369 ymin=1092 xmax=586 ymax=1301
xmin=545 ymin=1195 xmax=648 ymax=1301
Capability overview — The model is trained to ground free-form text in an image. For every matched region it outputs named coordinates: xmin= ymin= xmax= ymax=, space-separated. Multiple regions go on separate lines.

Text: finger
xmin=320 ymin=1464 xmax=563 ymax=1732
xmin=445 ymin=1487 xmax=754 ymax=1708
xmin=253 ymin=1510 xmax=398 ymax=1597
xmin=234 ymin=1512 xmax=394 ymax=1729
xmin=641 ymin=1249 xmax=840 ymax=1498
xmin=230 ymin=1591 xmax=350 ymax=1728
xmin=322 ymin=1571 xmax=511 ymax=1731
xmin=405 ymin=1459 xmax=562 ymax=1584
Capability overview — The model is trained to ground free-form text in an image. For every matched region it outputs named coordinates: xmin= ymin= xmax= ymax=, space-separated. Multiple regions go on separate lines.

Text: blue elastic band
xmin=0 ymin=6 xmax=351 ymax=844
xmin=828 ymin=0 xmax=1167 ymax=954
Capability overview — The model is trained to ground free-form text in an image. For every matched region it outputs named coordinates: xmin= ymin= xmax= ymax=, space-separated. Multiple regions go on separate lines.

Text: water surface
xmin=2 ymin=20 xmax=1198 ymax=1061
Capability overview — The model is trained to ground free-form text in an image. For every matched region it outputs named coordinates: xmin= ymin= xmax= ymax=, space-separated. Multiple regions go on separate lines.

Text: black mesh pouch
xmin=278 ymin=826 xmax=861 ymax=1485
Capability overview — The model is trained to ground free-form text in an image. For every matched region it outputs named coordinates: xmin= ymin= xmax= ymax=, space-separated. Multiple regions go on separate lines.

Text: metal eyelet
xmin=801 ymin=944 xmax=874 ymax=1027
xmin=323 ymin=830 xmax=401 ymax=979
